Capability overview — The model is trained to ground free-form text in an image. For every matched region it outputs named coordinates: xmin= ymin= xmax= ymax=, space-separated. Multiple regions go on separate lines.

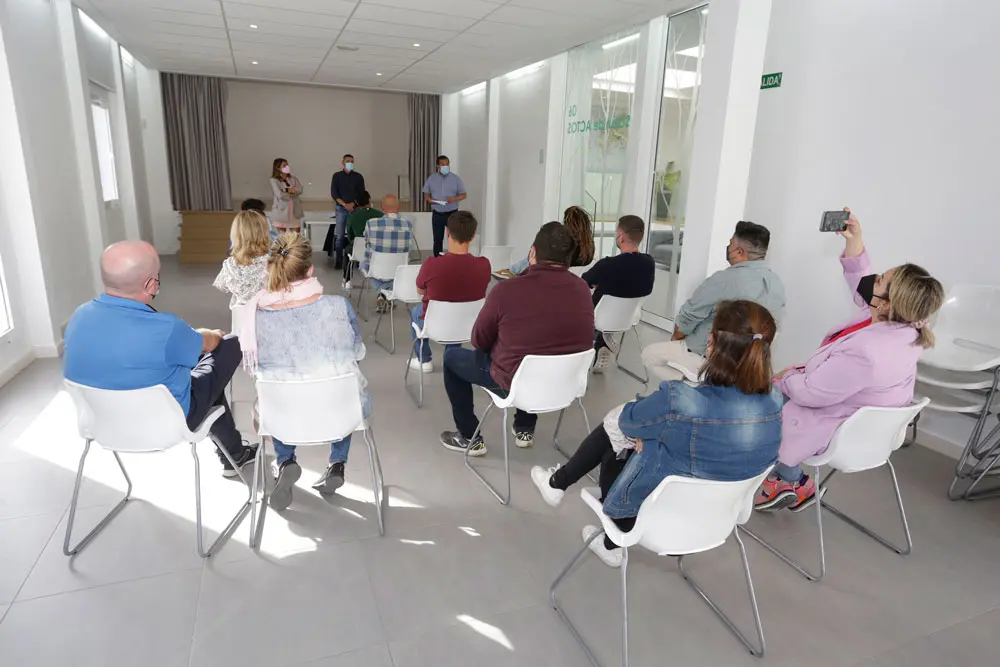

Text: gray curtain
xmin=161 ymin=73 xmax=232 ymax=211
xmin=407 ymin=93 xmax=440 ymax=213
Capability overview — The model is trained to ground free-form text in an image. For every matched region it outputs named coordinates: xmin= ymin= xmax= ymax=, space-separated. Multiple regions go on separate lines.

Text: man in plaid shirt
xmin=363 ymin=194 xmax=413 ymax=313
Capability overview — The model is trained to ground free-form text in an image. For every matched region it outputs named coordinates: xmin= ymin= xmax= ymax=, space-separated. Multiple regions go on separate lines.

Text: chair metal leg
xmin=192 ymin=442 xmax=253 ymax=558
xmin=63 ymin=441 xmax=133 ymax=556
xmin=464 ymin=405 xmax=510 ymax=505
xmin=403 ymin=342 xmax=425 ymax=408
xmin=373 ymin=300 xmax=396 ymax=354
xmin=677 ymin=530 xmax=766 ymax=656
xmin=740 ymin=465 xmax=828 ymax=582
xmin=615 ymin=326 xmax=649 ymax=384
xmin=248 ymin=444 xmax=267 ymax=550
xmin=356 ymin=277 xmax=369 ymax=321
xmin=949 ymin=417 xmax=1000 ymax=501
xmin=551 ymin=526 xmax=607 ymax=667
xmin=822 ymin=460 xmax=913 ymax=554
xmin=363 ymin=428 xmax=386 ymax=536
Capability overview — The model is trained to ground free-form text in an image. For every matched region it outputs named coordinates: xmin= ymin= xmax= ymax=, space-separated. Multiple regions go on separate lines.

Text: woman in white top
xmin=240 ymin=232 xmax=369 ymax=511
xmin=212 ymin=210 xmax=271 ymax=307
xmin=269 ymin=157 xmax=303 ymax=234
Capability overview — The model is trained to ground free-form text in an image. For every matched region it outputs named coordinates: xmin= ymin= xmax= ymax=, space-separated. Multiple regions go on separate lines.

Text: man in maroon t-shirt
xmin=440 ymin=222 xmax=594 ymax=456
xmin=410 ymin=211 xmax=491 ymax=372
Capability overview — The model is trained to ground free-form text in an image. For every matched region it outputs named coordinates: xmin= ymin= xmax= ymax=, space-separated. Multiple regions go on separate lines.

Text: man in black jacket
xmin=324 ymin=153 xmax=365 ymax=268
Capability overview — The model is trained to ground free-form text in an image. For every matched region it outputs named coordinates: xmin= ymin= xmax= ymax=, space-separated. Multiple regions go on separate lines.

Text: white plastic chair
xmin=355 ymin=250 xmax=410 ymax=321
xmin=226 ymin=304 xmax=251 ymax=405
xmin=62 ymin=381 xmax=263 ymax=558
xmin=569 ymin=263 xmax=594 ymax=278
xmin=404 ymin=298 xmax=485 ymax=407
xmin=916 ymin=285 xmax=1000 ymax=500
xmin=465 ymin=350 xmax=595 ymax=505
xmin=255 ymin=374 xmax=385 ymax=535
xmin=480 ymin=245 xmax=514 ymax=272
xmin=373 ymin=263 xmax=422 ymax=354
xmin=346 ymin=236 xmax=366 ymax=286
xmin=551 ymin=469 xmax=773 ymax=666
xmin=594 ymin=295 xmax=647 ymax=383
xmin=741 ymin=399 xmax=930 ymax=582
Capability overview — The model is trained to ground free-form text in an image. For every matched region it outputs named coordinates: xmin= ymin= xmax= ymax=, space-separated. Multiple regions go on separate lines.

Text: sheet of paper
xmin=432 ymin=199 xmax=448 ymax=205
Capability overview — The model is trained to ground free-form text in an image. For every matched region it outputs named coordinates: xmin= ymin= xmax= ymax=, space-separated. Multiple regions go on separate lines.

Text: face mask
xmin=724 ymin=246 xmax=734 ymax=265
xmin=439 ymin=165 xmax=450 ymax=175
xmin=856 ymin=273 xmax=889 ymax=306
xmin=281 ymin=165 xmax=291 ymax=174
xmin=345 ymin=162 xmax=354 ymax=172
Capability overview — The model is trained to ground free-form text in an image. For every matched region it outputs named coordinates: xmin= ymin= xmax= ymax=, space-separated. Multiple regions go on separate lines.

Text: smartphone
xmin=820 ymin=210 xmax=850 ymax=233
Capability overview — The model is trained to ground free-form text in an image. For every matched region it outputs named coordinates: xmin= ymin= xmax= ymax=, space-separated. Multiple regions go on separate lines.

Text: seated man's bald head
xmin=380 ymin=194 xmax=399 ymax=212
xmin=101 ymin=240 xmax=160 ymax=297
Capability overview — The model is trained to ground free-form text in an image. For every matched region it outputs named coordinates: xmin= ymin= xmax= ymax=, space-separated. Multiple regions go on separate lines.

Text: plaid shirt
xmin=362 ymin=213 xmax=413 ymax=274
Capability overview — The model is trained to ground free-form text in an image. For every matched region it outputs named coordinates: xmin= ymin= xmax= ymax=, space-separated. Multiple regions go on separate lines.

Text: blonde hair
xmin=887 ymin=263 xmax=945 ymax=348
xmin=267 ymin=232 xmax=312 ymax=292
xmin=230 ymin=210 xmax=271 ymax=266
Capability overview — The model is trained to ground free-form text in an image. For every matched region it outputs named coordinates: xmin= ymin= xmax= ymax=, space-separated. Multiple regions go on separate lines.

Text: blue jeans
xmin=334 ymin=205 xmax=349 ymax=251
xmin=272 ymin=395 xmax=371 ymax=466
xmin=775 ymin=461 xmax=805 ymax=483
xmin=410 ymin=306 xmax=432 ymax=362
xmin=442 ymin=347 xmax=537 ymax=440
xmin=371 ymin=278 xmax=393 ymax=294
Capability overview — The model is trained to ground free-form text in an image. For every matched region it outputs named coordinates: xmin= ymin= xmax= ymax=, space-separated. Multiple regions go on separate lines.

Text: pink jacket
xmin=777 ymin=251 xmax=921 ymax=466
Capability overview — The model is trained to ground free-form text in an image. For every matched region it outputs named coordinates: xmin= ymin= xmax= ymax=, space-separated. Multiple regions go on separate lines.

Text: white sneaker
xmin=530 ymin=465 xmax=565 ymax=507
xmin=592 ymin=347 xmax=613 ymax=374
xmin=408 ymin=357 xmax=433 ymax=373
xmin=342 ymin=279 xmax=352 ymax=290
xmin=602 ymin=332 xmax=621 ymax=353
xmin=512 ymin=426 xmax=534 ymax=448
xmin=583 ymin=525 xmax=623 ymax=568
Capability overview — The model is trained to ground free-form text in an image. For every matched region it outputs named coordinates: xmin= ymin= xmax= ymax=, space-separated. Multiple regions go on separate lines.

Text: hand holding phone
xmin=820 ymin=210 xmax=850 ymax=232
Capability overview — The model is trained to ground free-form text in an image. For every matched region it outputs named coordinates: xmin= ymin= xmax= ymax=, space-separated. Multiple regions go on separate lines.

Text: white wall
xmin=496 ymin=64 xmax=551 ymax=253
xmin=456 ymin=86 xmax=487 ymax=227
xmin=226 ymin=81 xmax=408 ymax=207
xmin=746 ymin=0 xmax=1000 ymax=452
xmin=121 ymin=52 xmax=154 ymax=244
xmin=136 ymin=63 xmax=178 ymax=255
xmin=0 ymin=0 xmax=97 ymax=349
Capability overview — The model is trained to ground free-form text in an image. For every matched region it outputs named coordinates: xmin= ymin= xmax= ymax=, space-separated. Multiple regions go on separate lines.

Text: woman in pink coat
xmin=755 ymin=209 xmax=944 ymax=511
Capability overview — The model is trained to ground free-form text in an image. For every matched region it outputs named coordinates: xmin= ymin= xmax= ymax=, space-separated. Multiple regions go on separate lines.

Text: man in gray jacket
xmin=642 ymin=220 xmax=786 ymax=382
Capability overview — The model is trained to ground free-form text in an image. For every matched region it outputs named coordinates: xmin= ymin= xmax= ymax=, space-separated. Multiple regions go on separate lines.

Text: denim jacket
xmin=602 ymin=382 xmax=783 ymax=519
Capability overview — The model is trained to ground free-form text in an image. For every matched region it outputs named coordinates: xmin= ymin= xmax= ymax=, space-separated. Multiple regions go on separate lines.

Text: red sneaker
xmin=755 ymin=475 xmax=817 ymax=512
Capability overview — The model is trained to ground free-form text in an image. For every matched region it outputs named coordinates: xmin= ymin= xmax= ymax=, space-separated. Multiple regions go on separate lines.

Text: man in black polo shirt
xmin=581 ymin=215 xmax=656 ymax=373
xmin=325 ymin=153 xmax=366 ymax=268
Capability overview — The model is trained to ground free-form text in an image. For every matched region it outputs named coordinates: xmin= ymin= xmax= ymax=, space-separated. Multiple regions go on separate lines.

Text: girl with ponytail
xmin=529 ymin=300 xmax=782 ymax=568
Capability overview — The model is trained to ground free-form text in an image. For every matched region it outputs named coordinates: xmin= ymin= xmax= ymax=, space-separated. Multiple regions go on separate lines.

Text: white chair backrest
xmin=810 ymin=398 xmax=931 ymax=473
xmin=64 ymin=381 xmax=194 ymax=453
xmin=507 ymin=350 xmax=595 ymax=413
xmin=421 ymin=299 xmax=485 ymax=343
xmin=633 ymin=469 xmax=772 ymax=556
xmin=480 ymin=245 xmax=514 ymax=272
xmin=921 ymin=284 xmax=1000 ymax=370
xmin=368 ymin=251 xmax=409 ymax=281
xmin=351 ymin=236 xmax=366 ymax=259
xmin=569 ymin=263 xmax=594 ymax=277
xmin=256 ymin=375 xmax=365 ymax=445
xmin=389 ymin=263 xmax=422 ymax=302
xmin=594 ymin=295 xmax=644 ymax=332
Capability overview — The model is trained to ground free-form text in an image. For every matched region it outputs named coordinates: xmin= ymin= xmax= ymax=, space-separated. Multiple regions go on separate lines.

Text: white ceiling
xmin=78 ymin=0 xmax=696 ymax=94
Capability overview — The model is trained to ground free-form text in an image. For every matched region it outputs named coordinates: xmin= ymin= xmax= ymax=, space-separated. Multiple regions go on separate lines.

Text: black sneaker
xmin=221 ymin=442 xmax=258 ymax=479
xmin=269 ymin=459 xmax=301 ymax=511
xmin=511 ymin=427 xmax=534 ymax=449
xmin=439 ymin=430 xmax=486 ymax=457
xmin=313 ymin=462 xmax=346 ymax=495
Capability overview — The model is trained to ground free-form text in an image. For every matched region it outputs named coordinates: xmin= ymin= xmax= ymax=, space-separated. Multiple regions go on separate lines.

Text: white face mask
xmin=281 ymin=165 xmax=291 ymax=174
xmin=345 ymin=162 xmax=354 ymax=172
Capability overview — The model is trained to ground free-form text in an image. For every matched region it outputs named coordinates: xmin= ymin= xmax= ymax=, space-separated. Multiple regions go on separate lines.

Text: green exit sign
xmin=761 ymin=72 xmax=783 ymax=89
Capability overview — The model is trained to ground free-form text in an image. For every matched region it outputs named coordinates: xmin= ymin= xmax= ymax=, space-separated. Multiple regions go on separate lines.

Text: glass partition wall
xmin=644 ymin=5 xmax=709 ymax=323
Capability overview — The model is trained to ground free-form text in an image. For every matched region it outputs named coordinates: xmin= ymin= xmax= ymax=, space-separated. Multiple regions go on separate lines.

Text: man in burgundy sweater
xmin=440 ymin=222 xmax=595 ymax=455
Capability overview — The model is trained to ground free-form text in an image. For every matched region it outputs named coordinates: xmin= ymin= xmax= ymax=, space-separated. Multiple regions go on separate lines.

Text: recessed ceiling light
xmin=251 ymin=61 xmax=258 ymax=65
xmin=249 ymin=24 xmax=258 ymax=29
xmin=376 ymin=72 xmax=382 ymax=76
xmin=413 ymin=43 xmax=420 ymax=47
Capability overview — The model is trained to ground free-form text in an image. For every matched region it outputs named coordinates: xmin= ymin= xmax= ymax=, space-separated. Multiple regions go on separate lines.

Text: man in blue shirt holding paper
xmin=422 ymin=155 xmax=467 ymax=257
xmin=64 ymin=240 xmax=257 ymax=479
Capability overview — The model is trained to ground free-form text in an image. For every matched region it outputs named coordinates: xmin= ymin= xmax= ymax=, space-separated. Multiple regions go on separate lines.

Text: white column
xmin=482 ymin=77 xmax=501 ymax=249
xmin=111 ymin=45 xmax=141 ymax=242
xmin=53 ymin=0 xmax=105 ymax=292
xmin=542 ymin=52 xmax=568 ymax=223
xmin=675 ymin=0 xmax=772 ymax=306
xmin=440 ymin=92 xmax=460 ymax=172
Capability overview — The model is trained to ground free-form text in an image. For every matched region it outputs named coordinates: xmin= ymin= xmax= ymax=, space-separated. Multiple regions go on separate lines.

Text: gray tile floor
xmin=0 ymin=256 xmax=998 ymax=667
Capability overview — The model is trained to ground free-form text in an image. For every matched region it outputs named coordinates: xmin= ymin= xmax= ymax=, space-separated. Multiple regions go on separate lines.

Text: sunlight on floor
xmin=399 ymin=539 xmax=436 ymax=546
xmin=458 ymin=526 xmax=481 ymax=537
xmin=456 ymin=614 xmax=514 ymax=651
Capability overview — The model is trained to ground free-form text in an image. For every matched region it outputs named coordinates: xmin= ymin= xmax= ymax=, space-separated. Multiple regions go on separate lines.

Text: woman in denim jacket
xmin=531 ymin=300 xmax=782 ymax=567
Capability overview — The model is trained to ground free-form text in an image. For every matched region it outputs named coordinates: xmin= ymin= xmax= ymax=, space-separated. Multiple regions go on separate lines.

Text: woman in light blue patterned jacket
xmin=247 ymin=232 xmax=369 ymax=512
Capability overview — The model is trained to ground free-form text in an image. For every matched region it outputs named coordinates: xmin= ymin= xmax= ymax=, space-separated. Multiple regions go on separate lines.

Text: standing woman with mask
xmin=269 ymin=158 xmax=303 ymax=235
xmin=755 ymin=208 xmax=945 ymax=512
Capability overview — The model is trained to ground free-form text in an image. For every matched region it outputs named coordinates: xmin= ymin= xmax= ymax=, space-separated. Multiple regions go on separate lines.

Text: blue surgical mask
xmin=345 ymin=162 xmax=354 ymax=172
xmin=440 ymin=165 xmax=450 ymax=176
